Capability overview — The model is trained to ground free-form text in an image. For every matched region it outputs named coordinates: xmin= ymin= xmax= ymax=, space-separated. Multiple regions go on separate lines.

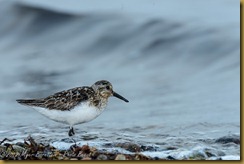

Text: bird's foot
xmin=68 ymin=127 xmax=75 ymax=137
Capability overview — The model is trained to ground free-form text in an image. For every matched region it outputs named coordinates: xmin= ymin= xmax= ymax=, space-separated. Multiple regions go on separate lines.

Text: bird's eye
xmin=106 ymin=86 xmax=110 ymax=90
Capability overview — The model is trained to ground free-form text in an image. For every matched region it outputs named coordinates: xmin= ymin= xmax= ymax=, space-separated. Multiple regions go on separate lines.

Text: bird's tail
xmin=16 ymin=99 xmax=44 ymax=106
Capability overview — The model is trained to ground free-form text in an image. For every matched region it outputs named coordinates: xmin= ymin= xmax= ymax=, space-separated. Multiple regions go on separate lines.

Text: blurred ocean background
xmin=0 ymin=0 xmax=240 ymax=160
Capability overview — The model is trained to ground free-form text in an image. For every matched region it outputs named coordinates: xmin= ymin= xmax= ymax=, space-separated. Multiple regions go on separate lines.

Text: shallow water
xmin=0 ymin=0 xmax=240 ymax=160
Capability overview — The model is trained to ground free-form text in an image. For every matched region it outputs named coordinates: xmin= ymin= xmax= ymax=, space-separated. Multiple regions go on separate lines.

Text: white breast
xmin=32 ymin=102 xmax=105 ymax=126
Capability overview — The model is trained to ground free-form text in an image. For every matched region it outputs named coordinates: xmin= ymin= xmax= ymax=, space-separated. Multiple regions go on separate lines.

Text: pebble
xmin=115 ymin=142 xmax=141 ymax=152
xmin=15 ymin=142 xmax=26 ymax=148
xmin=81 ymin=145 xmax=90 ymax=154
xmin=0 ymin=145 xmax=6 ymax=151
xmin=166 ymin=146 xmax=177 ymax=150
xmin=167 ymin=156 xmax=175 ymax=160
xmin=215 ymin=136 xmax=240 ymax=144
xmin=115 ymin=154 xmax=126 ymax=160
xmin=140 ymin=145 xmax=157 ymax=151
xmin=96 ymin=154 xmax=108 ymax=160
xmin=82 ymin=157 xmax=92 ymax=160
xmin=12 ymin=145 xmax=25 ymax=153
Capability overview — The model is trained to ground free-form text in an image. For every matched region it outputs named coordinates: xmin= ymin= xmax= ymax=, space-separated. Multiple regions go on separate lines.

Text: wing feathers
xmin=16 ymin=87 xmax=95 ymax=111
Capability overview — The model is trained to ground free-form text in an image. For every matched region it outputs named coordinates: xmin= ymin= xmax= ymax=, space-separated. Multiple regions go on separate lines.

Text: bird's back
xmin=16 ymin=86 xmax=95 ymax=111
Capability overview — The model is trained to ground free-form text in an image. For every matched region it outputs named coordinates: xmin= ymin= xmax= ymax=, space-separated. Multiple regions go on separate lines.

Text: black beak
xmin=113 ymin=91 xmax=129 ymax=103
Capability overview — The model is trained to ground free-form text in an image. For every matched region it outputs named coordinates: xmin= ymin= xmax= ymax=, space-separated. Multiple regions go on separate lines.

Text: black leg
xmin=68 ymin=126 xmax=77 ymax=149
xmin=71 ymin=137 xmax=77 ymax=146
xmin=68 ymin=126 xmax=75 ymax=137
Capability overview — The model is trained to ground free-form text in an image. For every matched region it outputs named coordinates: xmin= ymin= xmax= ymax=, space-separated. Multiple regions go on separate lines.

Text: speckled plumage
xmin=17 ymin=87 xmax=100 ymax=111
xmin=16 ymin=80 xmax=129 ymax=136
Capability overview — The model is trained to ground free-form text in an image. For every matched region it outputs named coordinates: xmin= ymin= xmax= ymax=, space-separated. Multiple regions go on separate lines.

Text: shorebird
xmin=16 ymin=80 xmax=129 ymax=136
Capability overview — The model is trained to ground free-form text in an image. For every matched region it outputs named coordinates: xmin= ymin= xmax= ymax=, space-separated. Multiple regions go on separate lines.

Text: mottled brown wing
xmin=17 ymin=86 xmax=95 ymax=111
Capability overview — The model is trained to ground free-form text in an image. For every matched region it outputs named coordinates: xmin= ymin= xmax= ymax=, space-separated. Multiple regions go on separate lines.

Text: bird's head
xmin=92 ymin=80 xmax=129 ymax=102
